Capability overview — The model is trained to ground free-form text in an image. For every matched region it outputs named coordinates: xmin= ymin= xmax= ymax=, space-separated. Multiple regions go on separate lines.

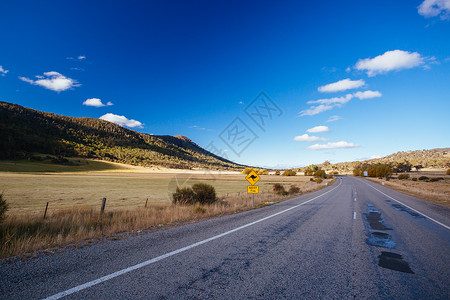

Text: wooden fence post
xmin=101 ymin=197 xmax=106 ymax=213
xmin=145 ymin=198 xmax=148 ymax=208
xmin=43 ymin=202 xmax=49 ymax=219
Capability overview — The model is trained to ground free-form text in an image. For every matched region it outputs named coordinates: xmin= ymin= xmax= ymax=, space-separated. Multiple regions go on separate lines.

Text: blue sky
xmin=0 ymin=0 xmax=449 ymax=168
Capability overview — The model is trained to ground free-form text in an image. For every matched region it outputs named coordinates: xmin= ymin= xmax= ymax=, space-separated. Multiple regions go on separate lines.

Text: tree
xmin=314 ymin=169 xmax=326 ymax=178
xmin=394 ymin=161 xmax=412 ymax=173
xmin=414 ymin=165 xmax=423 ymax=172
xmin=304 ymin=164 xmax=318 ymax=176
xmin=241 ymin=168 xmax=254 ymax=174
xmin=376 ymin=165 xmax=393 ymax=179
xmin=282 ymin=169 xmax=297 ymax=176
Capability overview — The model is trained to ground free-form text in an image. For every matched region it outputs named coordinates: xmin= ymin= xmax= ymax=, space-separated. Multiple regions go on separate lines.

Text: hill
xmin=0 ymin=101 xmax=242 ymax=170
xmin=320 ymin=148 xmax=450 ymax=173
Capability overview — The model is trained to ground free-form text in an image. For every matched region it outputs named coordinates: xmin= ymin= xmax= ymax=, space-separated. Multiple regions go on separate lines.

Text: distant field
xmin=0 ymin=171 xmax=321 ymax=215
xmin=0 ymin=158 xmax=131 ymax=173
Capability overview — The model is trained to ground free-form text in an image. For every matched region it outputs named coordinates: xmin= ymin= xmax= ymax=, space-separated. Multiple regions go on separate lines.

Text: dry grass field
xmin=0 ymin=168 xmax=333 ymax=259
xmin=0 ymin=172 xmax=322 ymax=215
xmin=365 ymin=170 xmax=450 ymax=207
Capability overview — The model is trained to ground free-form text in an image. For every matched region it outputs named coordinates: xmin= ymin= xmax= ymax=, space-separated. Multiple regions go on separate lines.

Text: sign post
xmin=245 ymin=170 xmax=260 ymax=207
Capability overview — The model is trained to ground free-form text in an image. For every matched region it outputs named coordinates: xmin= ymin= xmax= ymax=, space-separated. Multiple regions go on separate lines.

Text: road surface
xmin=1 ymin=176 xmax=449 ymax=299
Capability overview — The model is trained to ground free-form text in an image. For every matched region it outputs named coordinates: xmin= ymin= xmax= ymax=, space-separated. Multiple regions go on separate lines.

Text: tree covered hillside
xmin=323 ymin=148 xmax=450 ymax=173
xmin=0 ymin=101 xmax=242 ymax=170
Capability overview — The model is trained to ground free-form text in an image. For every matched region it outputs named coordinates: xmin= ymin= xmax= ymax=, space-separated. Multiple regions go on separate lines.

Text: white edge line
xmin=43 ymin=179 xmax=343 ymax=300
xmin=353 ymin=211 xmax=356 ymax=219
xmin=361 ymin=179 xmax=450 ymax=231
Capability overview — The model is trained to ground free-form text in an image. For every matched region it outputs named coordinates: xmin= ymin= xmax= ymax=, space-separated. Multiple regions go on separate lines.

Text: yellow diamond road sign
xmin=247 ymin=185 xmax=259 ymax=194
xmin=245 ymin=170 xmax=260 ymax=185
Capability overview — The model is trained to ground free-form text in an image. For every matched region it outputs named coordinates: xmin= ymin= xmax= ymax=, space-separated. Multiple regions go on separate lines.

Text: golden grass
xmin=365 ymin=177 xmax=450 ymax=207
xmin=0 ymin=172 xmax=318 ymax=215
xmin=0 ymin=172 xmax=333 ymax=259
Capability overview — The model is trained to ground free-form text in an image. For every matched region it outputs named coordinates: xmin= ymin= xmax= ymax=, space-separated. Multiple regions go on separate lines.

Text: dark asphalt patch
xmin=378 ymin=252 xmax=414 ymax=274
xmin=363 ymin=208 xmax=392 ymax=230
xmin=386 ymin=200 xmax=425 ymax=219
xmin=366 ymin=231 xmax=396 ymax=249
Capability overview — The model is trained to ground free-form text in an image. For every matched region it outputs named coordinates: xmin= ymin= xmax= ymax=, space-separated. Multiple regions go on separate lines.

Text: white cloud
xmin=189 ymin=125 xmax=206 ymax=130
xmin=300 ymin=89 xmax=382 ymax=117
xmin=326 ymin=115 xmax=341 ymax=122
xmin=307 ymin=141 xmax=360 ymax=150
xmin=307 ymin=94 xmax=353 ymax=105
xmin=100 ymin=113 xmax=143 ymax=128
xmin=19 ymin=71 xmax=80 ymax=92
xmin=0 ymin=65 xmax=9 ymax=76
xmin=318 ymin=78 xmax=365 ymax=93
xmin=294 ymin=134 xmax=329 ymax=142
xmin=67 ymin=56 xmax=87 ymax=61
xmin=353 ymin=90 xmax=382 ymax=99
xmin=355 ymin=50 xmax=425 ymax=76
xmin=83 ymin=98 xmax=113 ymax=107
xmin=418 ymin=0 xmax=450 ymax=19
xmin=306 ymin=125 xmax=330 ymax=133
xmin=299 ymin=104 xmax=335 ymax=116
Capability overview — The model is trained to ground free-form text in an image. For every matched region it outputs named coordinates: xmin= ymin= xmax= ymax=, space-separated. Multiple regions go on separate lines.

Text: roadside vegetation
xmin=352 ymin=163 xmax=393 ymax=180
xmin=365 ymin=176 xmax=449 ymax=207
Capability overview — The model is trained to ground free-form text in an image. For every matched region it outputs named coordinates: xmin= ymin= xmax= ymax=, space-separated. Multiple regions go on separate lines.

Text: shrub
xmin=398 ymin=174 xmax=410 ymax=180
xmin=257 ymin=169 xmax=268 ymax=175
xmin=172 ymin=187 xmax=195 ymax=205
xmin=273 ymin=183 xmax=288 ymax=195
xmin=278 ymin=190 xmax=289 ymax=196
xmin=273 ymin=183 xmax=284 ymax=192
xmin=412 ymin=178 xmax=417 ymax=181
xmin=0 ymin=193 xmax=8 ymax=224
xmin=282 ymin=169 xmax=297 ymax=176
xmin=447 ymin=169 xmax=450 ymax=175
xmin=241 ymin=168 xmax=253 ymax=174
xmin=326 ymin=175 xmax=333 ymax=179
xmin=375 ymin=165 xmax=393 ymax=179
xmin=429 ymin=177 xmax=443 ymax=182
xmin=314 ymin=169 xmax=326 ymax=178
xmin=288 ymin=185 xmax=300 ymax=194
xmin=315 ymin=178 xmax=323 ymax=183
xmin=353 ymin=169 xmax=362 ymax=176
xmin=310 ymin=178 xmax=315 ymax=182
xmin=304 ymin=169 xmax=314 ymax=176
xmin=172 ymin=183 xmax=217 ymax=205
xmin=194 ymin=206 xmax=207 ymax=214
xmin=274 ymin=170 xmax=281 ymax=175
xmin=419 ymin=176 xmax=429 ymax=181
xmin=192 ymin=183 xmax=217 ymax=205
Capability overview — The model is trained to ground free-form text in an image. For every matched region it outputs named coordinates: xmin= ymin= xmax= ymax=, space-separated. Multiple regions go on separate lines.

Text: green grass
xmin=0 ymin=157 xmax=128 ymax=173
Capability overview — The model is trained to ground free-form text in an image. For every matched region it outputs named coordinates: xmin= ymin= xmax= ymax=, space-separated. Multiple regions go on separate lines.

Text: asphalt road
xmin=1 ymin=176 xmax=449 ymax=299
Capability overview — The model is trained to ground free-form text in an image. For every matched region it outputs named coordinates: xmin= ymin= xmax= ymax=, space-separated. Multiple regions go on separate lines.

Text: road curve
xmin=1 ymin=176 xmax=449 ymax=299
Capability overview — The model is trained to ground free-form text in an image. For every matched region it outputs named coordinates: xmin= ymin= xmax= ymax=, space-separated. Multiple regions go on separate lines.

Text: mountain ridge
xmin=0 ymin=101 xmax=243 ymax=170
